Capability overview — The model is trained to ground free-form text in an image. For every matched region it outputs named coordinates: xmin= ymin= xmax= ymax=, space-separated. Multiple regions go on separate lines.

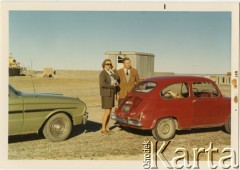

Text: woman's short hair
xmin=102 ymin=59 xmax=112 ymax=69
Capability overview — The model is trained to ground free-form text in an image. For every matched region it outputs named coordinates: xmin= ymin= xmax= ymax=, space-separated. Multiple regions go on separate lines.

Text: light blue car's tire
xmin=43 ymin=113 xmax=72 ymax=142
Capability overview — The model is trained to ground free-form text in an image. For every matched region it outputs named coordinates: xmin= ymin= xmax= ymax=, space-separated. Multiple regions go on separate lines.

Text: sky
xmin=9 ymin=11 xmax=231 ymax=74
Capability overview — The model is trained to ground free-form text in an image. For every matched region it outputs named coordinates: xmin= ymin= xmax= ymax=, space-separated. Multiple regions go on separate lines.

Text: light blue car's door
xmin=9 ymin=89 xmax=24 ymax=135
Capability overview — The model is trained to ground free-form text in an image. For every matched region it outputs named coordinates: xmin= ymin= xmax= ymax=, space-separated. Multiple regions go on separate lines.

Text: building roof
xmin=105 ymin=51 xmax=154 ymax=56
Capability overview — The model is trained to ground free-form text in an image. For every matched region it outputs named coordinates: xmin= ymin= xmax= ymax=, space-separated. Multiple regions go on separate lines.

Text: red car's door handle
xmin=192 ymin=99 xmax=197 ymax=103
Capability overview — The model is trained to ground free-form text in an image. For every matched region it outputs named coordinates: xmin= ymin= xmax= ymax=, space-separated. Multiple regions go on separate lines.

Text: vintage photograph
xmin=8 ymin=10 xmax=232 ymax=159
xmin=2 ymin=2 xmax=238 ymax=169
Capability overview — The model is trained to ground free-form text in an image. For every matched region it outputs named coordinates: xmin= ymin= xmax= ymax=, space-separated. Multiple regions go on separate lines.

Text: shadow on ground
xmin=8 ymin=122 xmax=227 ymax=143
xmin=110 ymin=125 xmax=227 ymax=138
xmin=176 ymin=126 xmax=226 ymax=135
xmin=9 ymin=120 xmax=102 ymax=144
xmin=110 ymin=125 xmax=152 ymax=136
xmin=70 ymin=120 xmax=102 ymax=139
xmin=9 ymin=133 xmax=45 ymax=144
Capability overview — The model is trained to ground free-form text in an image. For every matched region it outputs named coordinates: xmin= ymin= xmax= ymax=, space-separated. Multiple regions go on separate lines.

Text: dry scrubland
xmin=8 ymin=71 xmax=231 ymax=160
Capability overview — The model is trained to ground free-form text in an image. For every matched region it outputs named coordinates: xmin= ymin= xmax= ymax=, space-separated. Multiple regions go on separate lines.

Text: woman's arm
xmin=112 ymin=69 xmax=120 ymax=81
xmin=99 ymin=71 xmax=114 ymax=89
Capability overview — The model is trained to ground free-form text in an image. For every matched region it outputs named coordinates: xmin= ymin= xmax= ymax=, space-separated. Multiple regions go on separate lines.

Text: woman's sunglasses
xmin=105 ymin=63 xmax=112 ymax=66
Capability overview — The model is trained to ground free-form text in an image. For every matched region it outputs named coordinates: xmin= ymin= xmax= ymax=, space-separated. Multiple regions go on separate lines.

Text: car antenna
xmin=28 ymin=60 xmax=36 ymax=97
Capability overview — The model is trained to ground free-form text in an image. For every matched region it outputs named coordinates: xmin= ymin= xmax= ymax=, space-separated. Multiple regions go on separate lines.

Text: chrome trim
xmin=125 ymin=101 xmax=132 ymax=104
xmin=111 ymin=112 xmax=143 ymax=127
xmin=83 ymin=112 xmax=88 ymax=124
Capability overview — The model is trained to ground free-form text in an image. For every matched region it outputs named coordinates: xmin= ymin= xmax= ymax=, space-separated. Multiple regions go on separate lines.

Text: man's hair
xmin=123 ymin=57 xmax=130 ymax=63
xmin=102 ymin=59 xmax=112 ymax=69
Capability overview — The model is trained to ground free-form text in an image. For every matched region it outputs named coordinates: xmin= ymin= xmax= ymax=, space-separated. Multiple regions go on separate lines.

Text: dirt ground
xmin=8 ymin=75 xmax=231 ymax=161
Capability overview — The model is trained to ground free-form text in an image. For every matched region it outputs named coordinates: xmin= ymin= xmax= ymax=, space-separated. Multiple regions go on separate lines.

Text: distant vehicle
xmin=9 ymin=53 xmax=25 ymax=76
xmin=111 ymin=76 xmax=231 ymax=141
xmin=9 ymin=84 xmax=88 ymax=142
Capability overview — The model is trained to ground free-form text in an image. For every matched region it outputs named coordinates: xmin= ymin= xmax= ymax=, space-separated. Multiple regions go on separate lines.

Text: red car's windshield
xmin=132 ymin=81 xmax=157 ymax=93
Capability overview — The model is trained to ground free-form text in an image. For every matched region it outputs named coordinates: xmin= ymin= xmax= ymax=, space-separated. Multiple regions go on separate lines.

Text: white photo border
xmin=0 ymin=1 xmax=239 ymax=169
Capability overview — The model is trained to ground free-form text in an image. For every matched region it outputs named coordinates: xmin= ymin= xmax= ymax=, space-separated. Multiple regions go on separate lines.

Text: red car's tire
xmin=43 ymin=113 xmax=72 ymax=142
xmin=152 ymin=118 xmax=176 ymax=141
xmin=224 ymin=116 xmax=231 ymax=134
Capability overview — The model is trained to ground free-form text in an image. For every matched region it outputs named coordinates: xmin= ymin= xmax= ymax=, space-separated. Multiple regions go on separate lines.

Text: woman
xmin=99 ymin=59 xmax=119 ymax=134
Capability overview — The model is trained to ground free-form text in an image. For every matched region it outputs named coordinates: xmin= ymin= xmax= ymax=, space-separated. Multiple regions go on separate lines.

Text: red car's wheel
xmin=152 ymin=118 xmax=176 ymax=141
xmin=43 ymin=113 xmax=72 ymax=142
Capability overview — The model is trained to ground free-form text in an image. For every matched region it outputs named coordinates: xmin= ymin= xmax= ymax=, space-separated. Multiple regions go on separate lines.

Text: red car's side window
xmin=192 ymin=82 xmax=219 ymax=98
xmin=161 ymin=82 xmax=189 ymax=100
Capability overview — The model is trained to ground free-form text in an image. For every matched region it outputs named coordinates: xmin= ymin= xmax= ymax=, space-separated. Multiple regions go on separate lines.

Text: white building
xmin=105 ymin=51 xmax=154 ymax=79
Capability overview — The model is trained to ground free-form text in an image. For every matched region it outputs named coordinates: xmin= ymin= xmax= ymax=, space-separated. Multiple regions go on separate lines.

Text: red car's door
xmin=191 ymin=81 xmax=224 ymax=126
xmin=160 ymin=82 xmax=193 ymax=128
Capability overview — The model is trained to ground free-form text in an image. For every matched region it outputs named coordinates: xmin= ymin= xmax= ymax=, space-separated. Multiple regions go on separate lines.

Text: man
xmin=117 ymin=57 xmax=140 ymax=106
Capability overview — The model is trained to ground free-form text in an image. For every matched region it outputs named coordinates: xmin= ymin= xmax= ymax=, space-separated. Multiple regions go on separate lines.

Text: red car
xmin=111 ymin=76 xmax=231 ymax=140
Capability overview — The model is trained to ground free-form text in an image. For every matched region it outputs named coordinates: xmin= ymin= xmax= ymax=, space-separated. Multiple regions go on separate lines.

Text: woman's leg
xmin=102 ymin=108 xmax=111 ymax=131
xmin=106 ymin=108 xmax=112 ymax=131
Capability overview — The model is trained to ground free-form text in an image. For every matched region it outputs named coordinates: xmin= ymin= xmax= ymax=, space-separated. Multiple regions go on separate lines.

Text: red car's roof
xmin=144 ymin=75 xmax=214 ymax=84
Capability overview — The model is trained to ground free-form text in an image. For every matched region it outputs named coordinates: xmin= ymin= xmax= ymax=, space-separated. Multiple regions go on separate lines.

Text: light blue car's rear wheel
xmin=43 ymin=113 xmax=72 ymax=142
